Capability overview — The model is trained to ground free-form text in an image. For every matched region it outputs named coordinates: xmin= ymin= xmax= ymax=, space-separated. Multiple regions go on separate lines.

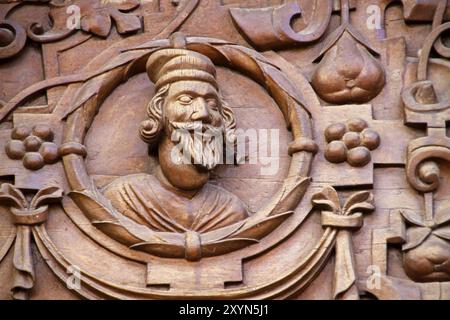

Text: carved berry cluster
xmin=324 ymin=119 xmax=380 ymax=167
xmin=5 ymin=125 xmax=59 ymax=170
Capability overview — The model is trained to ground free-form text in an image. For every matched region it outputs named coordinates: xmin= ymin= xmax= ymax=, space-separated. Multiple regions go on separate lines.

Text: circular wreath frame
xmin=61 ymin=36 xmax=316 ymax=261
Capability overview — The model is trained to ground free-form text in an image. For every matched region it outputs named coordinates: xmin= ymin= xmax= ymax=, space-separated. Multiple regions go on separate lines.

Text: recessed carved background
xmin=0 ymin=0 xmax=450 ymax=300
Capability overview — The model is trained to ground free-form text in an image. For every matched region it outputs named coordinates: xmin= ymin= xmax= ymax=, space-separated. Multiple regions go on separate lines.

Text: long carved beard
xmin=169 ymin=121 xmax=224 ymax=170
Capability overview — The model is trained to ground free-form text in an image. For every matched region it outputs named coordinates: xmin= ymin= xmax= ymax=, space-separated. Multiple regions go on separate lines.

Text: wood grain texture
xmin=0 ymin=0 xmax=449 ymax=300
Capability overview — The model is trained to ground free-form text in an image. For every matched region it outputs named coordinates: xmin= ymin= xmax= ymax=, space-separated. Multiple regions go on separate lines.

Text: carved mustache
xmin=169 ymin=121 xmax=224 ymax=138
xmin=169 ymin=121 xmax=224 ymax=171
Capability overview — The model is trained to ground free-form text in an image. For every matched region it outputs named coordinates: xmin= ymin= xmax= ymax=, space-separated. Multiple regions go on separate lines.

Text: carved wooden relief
xmin=1 ymin=0 xmax=450 ymax=300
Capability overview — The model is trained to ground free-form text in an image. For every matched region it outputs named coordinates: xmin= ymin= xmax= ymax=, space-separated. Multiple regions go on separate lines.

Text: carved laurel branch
xmin=31 ymin=219 xmax=338 ymax=299
xmin=55 ymin=36 xmax=317 ymax=261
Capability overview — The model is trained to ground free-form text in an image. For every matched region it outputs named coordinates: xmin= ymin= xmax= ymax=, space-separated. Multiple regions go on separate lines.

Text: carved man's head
xmin=140 ymin=49 xmax=236 ymax=172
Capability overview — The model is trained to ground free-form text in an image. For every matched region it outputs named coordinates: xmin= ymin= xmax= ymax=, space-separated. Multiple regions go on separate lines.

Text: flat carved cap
xmin=146 ymin=49 xmax=218 ymax=91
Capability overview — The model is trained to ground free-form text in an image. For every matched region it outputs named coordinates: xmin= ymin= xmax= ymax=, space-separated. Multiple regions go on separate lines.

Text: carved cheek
xmin=209 ymin=110 xmax=223 ymax=127
xmin=165 ymin=102 xmax=193 ymax=122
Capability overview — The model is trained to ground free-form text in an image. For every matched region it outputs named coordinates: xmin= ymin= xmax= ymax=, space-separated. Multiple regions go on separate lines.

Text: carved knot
xmin=184 ymin=231 xmax=202 ymax=261
xmin=11 ymin=206 xmax=49 ymax=226
xmin=169 ymin=32 xmax=187 ymax=49
xmin=321 ymin=211 xmax=363 ymax=230
xmin=288 ymin=138 xmax=318 ymax=156
xmin=59 ymin=142 xmax=87 ymax=158
xmin=0 ymin=184 xmax=62 ymax=226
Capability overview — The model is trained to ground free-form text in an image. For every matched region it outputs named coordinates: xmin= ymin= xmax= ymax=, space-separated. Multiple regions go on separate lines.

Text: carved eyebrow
xmin=175 ymin=90 xmax=218 ymax=99
xmin=175 ymin=90 xmax=197 ymax=97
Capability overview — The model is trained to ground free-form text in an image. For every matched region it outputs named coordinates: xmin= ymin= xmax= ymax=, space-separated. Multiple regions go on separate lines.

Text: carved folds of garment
xmin=103 ymin=173 xmax=248 ymax=233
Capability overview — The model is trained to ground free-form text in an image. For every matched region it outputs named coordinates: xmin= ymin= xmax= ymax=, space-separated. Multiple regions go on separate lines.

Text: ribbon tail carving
xmin=333 ymin=230 xmax=359 ymax=300
xmin=12 ymin=225 xmax=35 ymax=300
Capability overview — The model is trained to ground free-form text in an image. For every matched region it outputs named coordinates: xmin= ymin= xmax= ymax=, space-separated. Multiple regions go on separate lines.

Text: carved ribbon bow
xmin=0 ymin=184 xmax=62 ymax=300
xmin=312 ymin=186 xmax=374 ymax=299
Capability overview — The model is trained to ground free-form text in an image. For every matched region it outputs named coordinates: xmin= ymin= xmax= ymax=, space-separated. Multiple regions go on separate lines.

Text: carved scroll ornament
xmin=404 ymin=0 xmax=450 ymax=192
xmin=0 ymin=0 xmax=201 ymax=60
xmin=396 ymin=0 xmax=450 ymax=286
xmin=229 ymin=0 xmax=333 ymax=50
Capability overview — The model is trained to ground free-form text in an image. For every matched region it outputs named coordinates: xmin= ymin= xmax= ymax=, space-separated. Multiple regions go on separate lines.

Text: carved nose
xmin=191 ymin=99 xmax=211 ymax=122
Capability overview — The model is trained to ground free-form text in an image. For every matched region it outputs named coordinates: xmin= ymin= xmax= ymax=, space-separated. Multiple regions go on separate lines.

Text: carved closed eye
xmin=207 ymin=98 xmax=218 ymax=110
xmin=178 ymin=94 xmax=193 ymax=105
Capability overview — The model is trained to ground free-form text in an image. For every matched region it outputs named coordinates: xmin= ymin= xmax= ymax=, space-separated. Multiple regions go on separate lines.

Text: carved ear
xmin=139 ymin=84 xmax=168 ymax=148
xmin=139 ymin=110 xmax=162 ymax=146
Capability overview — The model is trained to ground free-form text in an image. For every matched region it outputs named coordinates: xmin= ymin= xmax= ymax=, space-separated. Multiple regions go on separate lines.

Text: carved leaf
xmin=312 ymin=186 xmax=340 ymax=213
xmin=238 ymin=178 xmax=308 ymax=231
xmin=81 ymin=12 xmax=112 ymax=37
xmin=30 ymin=186 xmax=63 ymax=209
xmin=268 ymin=178 xmax=310 ymax=217
xmin=70 ymin=190 xmax=172 ymax=245
xmin=342 ymin=191 xmax=374 ymax=215
xmin=201 ymin=220 xmax=247 ymax=244
xmin=261 ymin=63 xmax=307 ymax=107
xmin=112 ymin=0 xmax=140 ymax=11
xmin=229 ymin=1 xmax=332 ymax=51
xmin=69 ymin=76 xmax=103 ymax=113
xmin=434 ymin=200 xmax=450 ymax=226
xmin=207 ymin=238 xmax=259 ymax=246
xmin=400 ymin=210 xmax=426 ymax=227
xmin=226 ymin=211 xmax=294 ymax=241
xmin=130 ymin=242 xmax=186 ymax=258
xmin=92 ymin=221 xmax=148 ymax=247
xmin=109 ymin=9 xmax=141 ymax=34
xmin=433 ymin=225 xmax=450 ymax=241
xmin=402 ymin=226 xmax=431 ymax=251
xmin=0 ymin=184 xmax=27 ymax=209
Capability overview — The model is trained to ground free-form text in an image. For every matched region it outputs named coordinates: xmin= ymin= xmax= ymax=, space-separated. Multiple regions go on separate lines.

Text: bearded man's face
xmin=163 ymin=81 xmax=226 ymax=170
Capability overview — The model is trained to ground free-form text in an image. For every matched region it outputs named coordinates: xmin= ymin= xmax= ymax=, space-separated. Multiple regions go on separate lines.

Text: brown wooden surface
xmin=0 ymin=0 xmax=450 ymax=300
